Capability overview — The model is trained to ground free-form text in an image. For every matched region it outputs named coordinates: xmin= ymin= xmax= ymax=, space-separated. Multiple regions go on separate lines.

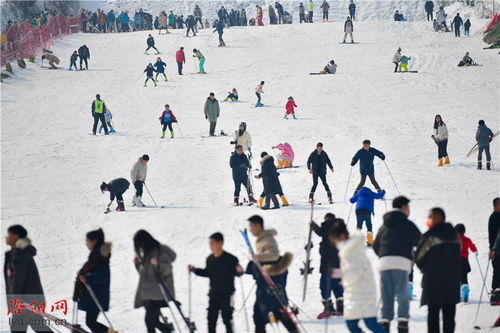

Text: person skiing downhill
xmin=145 ymin=34 xmax=160 ymax=54
xmin=204 ymin=93 xmax=220 ymax=136
xmin=153 ymin=57 xmax=167 ymax=81
xmin=433 ymin=115 xmax=450 ymax=166
xmin=273 ymin=143 xmax=295 ymax=168
xmin=131 ymin=155 xmax=149 ymax=207
xmin=349 ymin=187 xmax=386 ymax=245
xmin=284 ymin=96 xmax=297 ymax=119
xmin=351 ymin=140 xmax=385 ymax=193
xmin=476 ymin=120 xmax=495 ymax=170
xmin=343 ymin=17 xmax=354 ymax=43
xmin=454 ymin=224 xmax=477 ymax=303
xmin=158 ymin=104 xmax=177 ymax=139
xmin=255 ymin=81 xmax=265 ymax=107
xmin=143 ymin=63 xmax=158 ymax=87
xmin=91 ymin=94 xmax=108 ymax=135
xmin=100 ymin=178 xmax=130 ymax=211
xmin=213 ymin=19 xmax=226 ymax=47
xmin=256 ymin=152 xmax=282 ymax=210
xmin=230 ymin=145 xmax=255 ymax=206
xmin=193 ymin=48 xmax=206 ymax=73
xmin=307 ymin=142 xmax=334 ymax=204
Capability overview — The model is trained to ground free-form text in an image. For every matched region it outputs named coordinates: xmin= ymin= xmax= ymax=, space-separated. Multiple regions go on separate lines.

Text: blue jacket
xmin=351 ymin=147 xmax=385 ymax=175
xmin=350 ymin=187 xmax=385 ymax=214
xmin=107 ymin=11 xmax=115 ymax=22
xmin=121 ymin=13 xmax=129 ymax=24
xmin=154 ymin=61 xmax=166 ymax=73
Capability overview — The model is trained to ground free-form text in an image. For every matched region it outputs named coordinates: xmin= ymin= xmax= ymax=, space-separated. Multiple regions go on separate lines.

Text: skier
xmin=256 ymin=152 xmax=282 ymax=209
xmin=349 ymin=187 xmax=386 ymax=245
xmin=99 ymin=108 xmax=115 ymax=133
xmin=476 ymin=119 xmax=494 ymax=170
xmin=393 ymin=47 xmax=402 ymax=73
xmin=436 ymin=6 xmax=449 ymax=32
xmin=213 ymin=19 xmax=225 ymax=47
xmin=307 ymin=142 xmax=334 ymax=204
xmin=188 ymin=232 xmax=243 ymax=333
xmin=373 ymin=196 xmax=422 ymax=332
xmin=343 ymin=16 xmax=354 ymax=43
xmin=451 ymin=13 xmax=463 ymax=37
xmin=131 ymin=154 xmax=149 ymax=207
xmin=349 ymin=0 xmax=356 ymax=20
xmin=310 ymin=213 xmax=344 ymax=319
xmin=100 ymin=177 xmax=130 ymax=211
xmin=153 ymin=57 xmax=167 ymax=82
xmin=133 ymin=230 xmax=176 ymax=333
xmin=284 ymin=96 xmax=297 ymax=119
xmin=319 ymin=60 xmax=337 ymax=74
xmin=232 ymin=122 xmax=252 ymax=154
xmin=158 ymin=104 xmax=177 ymax=139
xmin=351 ymin=140 xmax=385 ymax=193
xmin=224 ymin=88 xmax=239 ymax=102
xmin=217 ymin=6 xmax=228 ymax=25
xmin=321 ymin=0 xmax=330 ymax=22
xmin=186 ymin=15 xmax=196 ymax=37
xmin=175 ymin=47 xmax=185 ymax=75
xmin=78 ymin=44 xmax=90 ymax=70
xmin=329 ymin=221 xmax=386 ymax=333
xmin=143 ymin=63 xmax=158 ymax=87
xmin=73 ymin=228 xmax=111 ymax=333
xmin=193 ymin=48 xmax=206 ymax=74
xmin=69 ymin=50 xmax=78 ymax=70
xmin=246 ymin=215 xmax=296 ymax=332
xmin=204 ymin=93 xmax=220 ymax=136
xmin=307 ymin=0 xmax=314 ymax=22
xmin=425 ymin=0 xmax=434 ymax=21
xmin=256 ymin=5 xmax=264 ymax=26
xmin=299 ymin=2 xmax=306 ymax=23
xmin=416 ymin=208 xmax=461 ymax=333
xmin=91 ymin=94 xmax=108 ymax=135
xmin=4 ymin=225 xmax=53 ymax=332
xmin=464 ymin=19 xmax=471 ymax=36
xmin=255 ymin=81 xmax=265 ymax=107
xmin=273 ymin=142 xmax=295 ymax=168
xmin=433 ymin=114 xmax=450 ymax=166
xmin=398 ymin=54 xmax=411 ymax=72
xmin=489 ymin=197 xmax=500 ymax=305
xmin=275 ymin=2 xmax=284 ymax=24
xmin=145 ymin=34 xmax=160 ymax=54
xmin=176 ymin=15 xmax=185 ymax=29
xmin=194 ymin=5 xmax=203 ymax=28
xmin=454 ymin=224 xmax=477 ymax=302
xmin=230 ymin=145 xmax=255 ymax=206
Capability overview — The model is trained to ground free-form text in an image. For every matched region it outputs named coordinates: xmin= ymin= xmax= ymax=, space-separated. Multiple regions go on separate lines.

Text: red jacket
xmin=285 ymin=100 xmax=297 ymax=113
xmin=459 ymin=233 xmax=477 ymax=258
xmin=176 ymin=50 xmax=185 ymax=63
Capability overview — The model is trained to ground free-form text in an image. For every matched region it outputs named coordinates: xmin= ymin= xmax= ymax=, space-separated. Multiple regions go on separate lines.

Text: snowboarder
xmin=69 ymin=50 xmax=78 ymax=70
xmin=349 ymin=0 xmax=356 ymax=20
xmin=145 ymin=34 xmax=160 ymax=54
xmin=476 ymin=119 xmax=494 ymax=170
xmin=489 ymin=197 xmax=500 ymax=305
xmin=299 ymin=3 xmax=306 ymax=23
xmin=158 ymin=104 xmax=177 ymax=138
xmin=73 ymin=228 xmax=111 ymax=333
xmin=452 ymin=13 xmax=463 ymax=37
xmin=188 ymin=232 xmax=243 ymax=333
xmin=275 ymin=2 xmax=284 ymax=24
xmin=133 ymin=230 xmax=176 ymax=333
xmin=232 ymin=122 xmax=252 ymax=154
xmin=204 ymin=93 xmax=220 ymax=136
xmin=230 ymin=145 xmax=255 ymax=206
xmin=91 ymin=94 xmax=108 ymax=135
xmin=459 ymin=51 xmax=476 ymax=66
xmin=433 ymin=115 xmax=450 ymax=166
xmin=425 ymin=0 xmax=434 ymax=21
xmin=273 ymin=143 xmax=295 ymax=168
xmin=193 ymin=48 xmax=206 ymax=73
xmin=284 ymin=96 xmax=297 ymax=119
xmin=454 ymin=223 xmax=477 ymax=302
xmin=310 ymin=213 xmax=344 ymax=319
xmin=143 ymin=63 xmax=158 ymax=87
xmin=393 ymin=47 xmax=402 ymax=72
xmin=464 ymin=19 xmax=471 ymax=36
xmin=100 ymin=178 xmax=130 ymax=211
xmin=398 ymin=54 xmax=411 ymax=72
xmin=78 ymin=44 xmax=90 ymax=70
xmin=307 ymin=0 xmax=314 ymax=22
xmin=351 ymin=140 xmax=385 ymax=193
xmin=321 ymin=0 xmax=330 ymax=22
xmin=255 ymin=81 xmax=265 ymax=107
xmin=131 ymin=154 xmax=149 ymax=207
xmin=175 ymin=47 xmax=185 ymax=75
xmin=307 ymin=142 xmax=334 ymax=204
xmin=224 ymin=88 xmax=239 ymax=102
xmin=153 ymin=57 xmax=167 ymax=81
xmin=186 ymin=15 xmax=196 ymax=37
xmin=99 ymin=108 xmax=115 ymax=133
xmin=349 ymin=187 xmax=386 ymax=245
xmin=213 ymin=19 xmax=225 ymax=47
xmin=343 ymin=16 xmax=354 ymax=43
xmin=256 ymin=152 xmax=282 ymax=209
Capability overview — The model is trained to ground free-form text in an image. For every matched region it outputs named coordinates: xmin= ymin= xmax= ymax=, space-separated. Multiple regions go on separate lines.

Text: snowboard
xmin=309 ymin=73 xmax=329 ymax=75
xmin=466 ymin=130 xmax=499 ymax=157
xmin=338 ymin=41 xmax=359 ymax=44
xmin=395 ymin=71 xmax=418 ymax=73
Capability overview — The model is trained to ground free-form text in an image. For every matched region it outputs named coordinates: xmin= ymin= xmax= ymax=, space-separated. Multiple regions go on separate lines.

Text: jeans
xmin=427 ymin=303 xmax=456 ymax=333
xmin=308 ymin=11 xmax=313 ymax=22
xmin=311 ymin=173 xmax=330 ymax=193
xmin=437 ymin=139 xmax=448 ymax=158
xmin=346 ymin=317 xmax=386 ymax=333
xmin=344 ymin=32 xmax=353 ymax=42
xmin=380 ymin=270 xmax=410 ymax=321
xmin=86 ymin=309 xmax=108 ymax=333
xmin=208 ymin=294 xmax=234 ymax=333
xmin=478 ymin=146 xmax=491 ymax=161
xmin=323 ymin=12 xmax=328 ymax=20
xmin=92 ymin=113 xmax=108 ymax=134
xmin=299 ymin=13 xmax=306 ymax=23
xmin=356 ymin=212 xmax=372 ymax=232
xmin=177 ymin=62 xmax=183 ymax=75
xmin=319 ymin=273 xmax=344 ymax=300
xmin=233 ymin=176 xmax=252 ymax=197
xmin=134 ymin=180 xmax=144 ymax=197
xmin=355 ymin=174 xmax=380 ymax=191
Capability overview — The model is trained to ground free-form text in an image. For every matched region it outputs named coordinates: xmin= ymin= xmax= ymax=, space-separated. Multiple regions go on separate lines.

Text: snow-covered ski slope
xmin=1 ymin=2 xmax=499 ymax=332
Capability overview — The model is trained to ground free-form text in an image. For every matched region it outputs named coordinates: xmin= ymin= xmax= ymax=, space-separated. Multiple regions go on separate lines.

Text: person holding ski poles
xmin=188 ymin=232 xmax=244 ymax=333
xmin=133 ymin=230 xmax=176 ymax=333
xmin=230 ymin=145 xmax=255 ymax=206
xmin=145 ymin=34 xmax=160 ymax=54
xmin=100 ymin=178 xmax=130 ymax=212
xmin=154 ymin=57 xmax=168 ymax=82
xmin=433 ymin=114 xmax=450 ymax=166
xmin=159 ymin=104 xmax=177 ymax=139
xmin=73 ymin=228 xmax=111 ymax=333
xmin=351 ymin=139 xmax=385 ymax=194
xmin=213 ymin=19 xmax=225 ymax=47
xmin=307 ymin=142 xmax=334 ymax=204
xmin=143 ymin=63 xmax=158 ymax=87
xmin=193 ymin=48 xmax=206 ymax=74
xmin=476 ymin=119 xmax=495 ymax=170
xmin=131 ymin=154 xmax=149 ymax=207
xmin=454 ymin=223 xmax=477 ymax=302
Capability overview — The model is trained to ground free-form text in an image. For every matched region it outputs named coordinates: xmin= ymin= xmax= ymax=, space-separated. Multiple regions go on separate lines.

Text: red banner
xmin=1 ymin=14 xmax=81 ymax=67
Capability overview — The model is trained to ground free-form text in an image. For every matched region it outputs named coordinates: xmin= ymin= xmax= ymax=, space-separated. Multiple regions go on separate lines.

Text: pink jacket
xmin=273 ymin=143 xmax=294 ymax=162
xmin=159 ymin=14 xmax=168 ymax=27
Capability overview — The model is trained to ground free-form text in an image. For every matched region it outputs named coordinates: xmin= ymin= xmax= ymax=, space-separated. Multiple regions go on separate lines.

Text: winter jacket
xmin=194 ymin=7 xmax=202 ymax=18
xmin=146 ymin=36 xmax=155 ymax=47
xmin=158 ymin=13 xmax=168 ymax=27
xmin=104 ymin=110 xmax=112 ymax=123
xmin=193 ymin=251 xmax=240 ymax=296
xmin=338 ymin=231 xmax=377 ymax=320
xmin=344 ymin=19 xmax=353 ymax=33
xmin=349 ymin=3 xmax=356 ymax=13
xmin=269 ymin=6 xmax=276 ymax=18
xmin=489 ymin=212 xmax=500 ymax=250
xmin=464 ymin=20 xmax=471 ymax=30
xmin=433 ymin=123 xmax=448 ymax=141
xmin=214 ymin=19 xmax=224 ymax=33
xmin=458 ymin=234 xmax=477 ymax=258
xmin=107 ymin=11 xmax=115 ymax=23
xmin=186 ymin=16 xmax=195 ymax=27
xmin=493 ymin=230 xmax=500 ymax=254
xmin=326 ymin=63 xmax=337 ymax=74
xmin=144 ymin=66 xmax=157 ymax=77
xmin=78 ymin=45 xmax=90 ymax=58
xmin=230 ymin=152 xmax=250 ymax=181
xmin=134 ymin=244 xmax=176 ymax=308
xmin=307 ymin=150 xmax=333 ymax=175
xmin=393 ymin=51 xmax=402 ymax=63
xmin=235 ymin=130 xmax=252 ymax=152
xmin=299 ymin=4 xmax=305 ymax=13
xmin=254 ymin=229 xmax=293 ymax=277
xmin=159 ymin=110 xmax=176 ymax=124
xmin=351 ymin=147 xmax=385 ymax=176
xmin=259 ymin=155 xmax=282 ymax=195
xmin=476 ymin=124 xmax=494 ymax=148
xmin=43 ymin=53 xmax=60 ymax=64
xmin=425 ymin=1 xmax=434 ymax=12
xmin=416 ymin=222 xmax=461 ymax=306
xmin=321 ymin=1 xmax=330 ymax=12
xmin=131 ymin=159 xmax=147 ymax=183
xmin=349 ymin=187 xmax=386 ymax=215
xmin=307 ymin=1 xmax=313 ymax=11
xmin=400 ymin=55 xmax=411 ymax=65
xmin=74 ymin=243 xmax=111 ymax=312
xmin=70 ymin=52 xmax=78 ymax=63
xmin=4 ymin=238 xmax=46 ymax=305
xmin=275 ymin=3 xmax=284 ymax=15
xmin=285 ymin=100 xmax=297 ymax=113
xmin=107 ymin=178 xmax=130 ymax=201
xmin=168 ymin=14 xmax=175 ymax=25
xmin=273 ymin=143 xmax=295 ymax=162
xmin=204 ymin=98 xmax=220 ymax=123
xmin=452 ymin=15 xmax=463 ymax=27
xmin=154 ymin=61 xmax=166 ymax=73
xmin=437 ymin=9 xmax=447 ymax=24
xmin=311 ymin=219 xmax=340 ymax=273
xmin=176 ymin=49 xmax=185 ymax=63
xmin=373 ymin=210 xmax=422 ymax=272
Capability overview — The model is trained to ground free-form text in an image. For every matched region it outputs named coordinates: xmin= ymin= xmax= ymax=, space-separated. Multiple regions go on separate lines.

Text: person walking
xmin=131 ymin=154 xmax=149 ymax=207
xmin=433 ymin=115 xmax=450 ymax=166
xmin=100 ymin=178 xmax=130 ymax=211
xmin=175 ymin=47 xmax=185 ymax=75
xmin=476 ymin=119 xmax=495 ymax=170
xmin=307 ymin=142 xmax=334 ymax=204
xmin=204 ymin=93 xmax=220 ymax=136
xmin=91 ymin=94 xmax=108 ymax=135
xmin=351 ymin=140 xmax=385 ymax=193
xmin=393 ymin=47 xmax=402 ymax=73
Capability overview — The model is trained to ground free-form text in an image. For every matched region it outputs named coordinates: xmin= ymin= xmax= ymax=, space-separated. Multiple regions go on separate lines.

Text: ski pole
xmin=83 ymin=282 xmax=117 ymax=332
xmin=473 ymin=258 xmax=491 ymax=328
xmin=175 ymin=123 xmax=183 ymax=137
xmin=144 ymin=183 xmax=159 ymax=207
xmin=475 ymin=252 xmax=485 ymax=283
xmin=136 ymin=72 xmax=144 ymax=81
xmin=237 ymin=281 xmax=256 ymax=313
xmin=346 ymin=203 xmax=354 ymax=226
xmin=343 ymin=166 xmax=353 ymax=202
xmin=383 ymin=160 xmax=400 ymax=194
xmin=188 ymin=270 xmax=192 ymax=321
xmin=239 ymin=277 xmax=250 ymax=333
xmin=302 ymin=202 xmax=314 ymax=302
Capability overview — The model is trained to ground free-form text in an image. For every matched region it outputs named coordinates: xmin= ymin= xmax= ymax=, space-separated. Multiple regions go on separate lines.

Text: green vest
xmin=94 ymin=100 xmax=104 ymax=114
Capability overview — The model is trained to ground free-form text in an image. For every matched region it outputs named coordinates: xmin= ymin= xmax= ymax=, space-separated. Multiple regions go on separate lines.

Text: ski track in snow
xmin=1 ymin=2 xmax=499 ymax=332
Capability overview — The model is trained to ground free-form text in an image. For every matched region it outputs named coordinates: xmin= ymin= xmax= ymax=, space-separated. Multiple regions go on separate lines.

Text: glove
xmin=205 ymin=115 xmax=207 ymax=119
xmin=350 ymin=162 xmax=355 ymax=166
xmin=173 ymin=119 xmax=178 ymax=123
xmin=381 ymin=155 xmax=386 ymax=161
xmin=230 ymin=141 xmax=236 ymax=145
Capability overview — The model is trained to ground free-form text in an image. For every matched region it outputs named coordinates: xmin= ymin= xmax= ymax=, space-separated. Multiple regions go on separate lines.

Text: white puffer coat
xmin=338 ymin=231 xmax=377 ymax=320
xmin=434 ymin=124 xmax=448 ymax=141
xmin=235 ymin=130 xmax=252 ymax=153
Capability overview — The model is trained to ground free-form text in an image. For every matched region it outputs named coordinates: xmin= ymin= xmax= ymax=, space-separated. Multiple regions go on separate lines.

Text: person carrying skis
xmin=349 ymin=0 xmax=356 ymax=20
xmin=91 ymin=94 xmax=108 ymax=135
xmin=425 ymin=0 xmax=434 ymax=21
xmin=321 ymin=0 xmax=330 ymax=22
xmin=454 ymin=223 xmax=477 ymax=302
xmin=284 ymin=96 xmax=297 ymax=119
xmin=433 ymin=114 xmax=450 ymax=166
xmin=256 ymin=152 xmax=282 ymax=210
xmin=133 ymin=230 xmax=176 ymax=333
xmin=452 ymin=13 xmax=463 ymax=37
xmin=78 ymin=44 xmax=90 ymax=70
xmin=343 ymin=16 xmax=354 ymax=43
xmin=158 ymin=104 xmax=177 ymax=139
xmin=193 ymin=48 xmax=206 ymax=73
xmin=204 ymin=93 xmax=220 ymax=136
xmin=69 ymin=50 xmax=78 ymax=70
xmin=393 ymin=47 xmax=402 ymax=73
xmin=175 ymin=47 xmax=185 ymax=75
xmin=100 ymin=178 xmax=130 ymax=211
xmin=131 ymin=154 xmax=149 ymax=207
xmin=145 ymin=34 xmax=160 ymax=54
xmin=230 ymin=145 xmax=255 ymax=206
xmin=213 ymin=19 xmax=226 ymax=47
xmin=224 ymin=88 xmax=239 ymax=102
xmin=246 ymin=215 xmax=296 ymax=332
xmin=307 ymin=142 xmax=334 ymax=204
xmin=73 ymin=228 xmax=111 ymax=333
xmin=476 ymin=119 xmax=495 ymax=170
xmin=310 ymin=213 xmax=344 ymax=319
xmin=143 ymin=63 xmax=158 ymax=87
xmin=351 ymin=139 xmax=385 ymax=193
xmin=99 ymin=108 xmax=115 ymax=133
xmin=329 ymin=221 xmax=387 ymax=333
xmin=232 ymin=122 xmax=252 ymax=155
xmin=153 ymin=57 xmax=167 ymax=81
xmin=255 ymin=81 xmax=265 ymax=107
xmin=188 ymin=232 xmax=243 ymax=333
xmin=464 ymin=19 xmax=471 ymax=36
xmin=273 ymin=142 xmax=295 ymax=168
xmin=349 ymin=187 xmax=386 ymax=245
xmin=186 ymin=15 xmax=196 ymax=37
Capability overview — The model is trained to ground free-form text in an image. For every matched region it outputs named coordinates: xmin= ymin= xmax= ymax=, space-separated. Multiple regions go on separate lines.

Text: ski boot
xmin=170 ymin=130 xmax=174 ymax=138
xmin=327 ymin=191 xmax=333 ymax=204
xmin=461 ymin=284 xmax=469 ymax=302
xmin=231 ymin=97 xmax=237 ymax=102
xmin=144 ymin=81 xmax=147 ymax=87
xmin=131 ymin=196 xmax=137 ymax=207
xmin=336 ymin=298 xmax=344 ymax=316
xmin=109 ymin=127 xmax=115 ymax=133
xmin=257 ymin=197 xmax=264 ymax=208
xmin=255 ymin=102 xmax=264 ymax=107
xmin=293 ymin=114 xmax=297 ymax=119
xmin=366 ymin=232 xmax=374 ymax=246
xmin=487 ymin=162 xmax=491 ymax=170
xmin=309 ymin=192 xmax=315 ymax=204
xmin=281 ymin=195 xmax=289 ymax=207
xmin=233 ymin=197 xmax=240 ymax=206
xmin=397 ymin=319 xmax=409 ymax=333
xmin=144 ymin=50 xmax=148 ymax=54
xmin=116 ymin=201 xmax=125 ymax=211
xmin=437 ymin=158 xmax=443 ymax=167
xmin=477 ymin=161 xmax=482 ymax=170
xmin=261 ymin=196 xmax=271 ymax=210
xmin=271 ymin=196 xmax=280 ymax=209
xmin=379 ymin=320 xmax=390 ymax=332
xmin=134 ymin=196 xmax=145 ymax=207
xmin=153 ymin=80 xmax=157 ymax=87
xmin=316 ymin=299 xmax=335 ymax=319
xmin=277 ymin=161 xmax=284 ymax=169
xmin=444 ymin=156 xmax=451 ymax=165
xmin=161 ymin=131 xmax=166 ymax=139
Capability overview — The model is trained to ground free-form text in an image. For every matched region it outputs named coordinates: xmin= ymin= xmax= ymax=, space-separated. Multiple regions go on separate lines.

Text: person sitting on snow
xmin=320 ymin=60 xmax=337 ymax=74
xmin=394 ymin=10 xmax=406 ymax=21
xmin=273 ymin=143 xmax=295 ymax=168
xmin=224 ymin=88 xmax=239 ymax=102
xmin=458 ymin=52 xmax=476 ymax=66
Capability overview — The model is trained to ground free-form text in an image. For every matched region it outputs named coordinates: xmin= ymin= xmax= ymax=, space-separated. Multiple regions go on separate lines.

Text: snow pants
xmin=356 ymin=211 xmax=372 ymax=232
xmin=144 ymin=301 xmax=170 ymax=333
xmin=217 ymin=31 xmax=224 ymax=45
xmin=426 ymin=11 xmax=433 ymax=21
xmin=454 ymin=26 xmax=461 ymax=37
xmin=195 ymin=17 xmax=203 ymax=28
xmin=349 ymin=9 xmax=356 ymax=20
xmin=186 ymin=26 xmax=196 ymax=36
xmin=69 ymin=59 xmax=78 ymax=70
xmin=427 ymin=303 xmax=455 ymax=333
xmin=355 ymin=173 xmax=380 ymax=191
xmin=437 ymin=139 xmax=448 ymax=158
xmin=478 ymin=146 xmax=491 ymax=161
xmin=493 ymin=256 xmax=500 ymax=291
xmin=177 ymin=62 xmax=183 ymax=75
xmin=253 ymin=301 xmax=297 ymax=333
xmin=343 ymin=32 xmax=353 ymax=42
xmin=308 ymin=11 xmax=313 ymax=22
xmin=208 ymin=294 xmax=234 ymax=333
xmin=199 ymin=56 xmax=205 ymax=72
xmin=311 ymin=173 xmax=330 ymax=193
xmin=80 ymin=56 xmax=88 ymax=70
xmin=399 ymin=63 xmax=409 ymax=71
xmin=155 ymin=71 xmax=167 ymax=81
xmin=320 ymin=273 xmax=344 ymax=300
xmin=460 ymin=257 xmax=471 ymax=284
xmin=209 ymin=122 xmax=217 ymax=136
xmin=146 ymin=45 xmax=159 ymax=53
xmin=93 ymin=113 xmax=108 ymax=134
xmin=380 ymin=269 xmax=410 ymax=321
xmin=162 ymin=122 xmax=173 ymax=132
xmin=256 ymin=92 xmax=262 ymax=104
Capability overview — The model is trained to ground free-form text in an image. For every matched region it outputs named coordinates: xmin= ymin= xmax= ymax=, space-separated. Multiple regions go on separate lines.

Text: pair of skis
xmin=465 ymin=130 xmax=499 ymax=157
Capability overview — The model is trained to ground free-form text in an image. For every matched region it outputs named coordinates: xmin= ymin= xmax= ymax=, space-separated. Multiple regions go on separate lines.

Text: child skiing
xmin=100 ymin=178 xmax=130 ymax=212
xmin=145 ymin=34 xmax=160 ymax=54
xmin=224 ymin=88 xmax=238 ymax=102
xmin=284 ymin=96 xmax=297 ymax=119
xmin=455 ymin=223 xmax=477 ymax=302
xmin=153 ymin=57 xmax=168 ymax=81
xmin=349 ymin=187 xmax=386 ymax=245
xmin=143 ymin=63 xmax=157 ymax=87
xmin=158 ymin=104 xmax=177 ymax=138
xmin=193 ymin=48 xmax=206 ymax=74
xmin=273 ymin=142 xmax=295 ymax=168
xmin=255 ymin=81 xmax=265 ymax=107
xmin=99 ymin=108 xmax=115 ymax=134
xmin=69 ymin=51 xmax=78 ymax=70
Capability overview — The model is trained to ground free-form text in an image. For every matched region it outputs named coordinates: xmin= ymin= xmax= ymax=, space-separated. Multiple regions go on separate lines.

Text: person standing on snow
xmin=91 ymin=94 xmax=108 ymax=135
xmin=232 ymin=122 xmax=252 ymax=155
xmin=476 ymin=119 xmax=495 ymax=170
xmin=269 ymin=5 xmax=277 ymax=24
xmin=143 ymin=63 xmax=158 ymax=87
xmin=351 ymin=139 xmax=385 ymax=193
xmin=343 ymin=16 xmax=354 ymax=43
xmin=284 ymin=96 xmax=297 ymax=119
xmin=489 ymin=197 xmax=500 ymax=305
xmin=275 ymin=2 xmax=284 ymax=24
xmin=452 ymin=13 xmax=463 ymax=37
xmin=307 ymin=0 xmax=314 ymax=22
xmin=424 ymin=0 xmax=434 ymax=21
xmin=158 ymin=11 xmax=168 ymax=34
xmin=299 ymin=2 xmax=307 ymax=23
xmin=153 ymin=57 xmax=167 ymax=82
xmin=464 ymin=19 xmax=471 ymax=36
xmin=230 ymin=145 xmax=255 ymax=205
xmin=193 ymin=48 xmax=206 ymax=73
xmin=213 ymin=19 xmax=226 ymax=47
xmin=307 ymin=142 xmax=334 ymax=204
xmin=204 ymin=93 xmax=220 ymax=136
xmin=69 ymin=50 xmax=78 ymax=70
xmin=256 ymin=5 xmax=264 ymax=26
xmin=436 ymin=6 xmax=449 ymax=32
xmin=186 ymin=15 xmax=196 ymax=37
xmin=194 ymin=5 xmax=203 ymax=28
xmin=100 ymin=178 xmax=129 ymax=211
xmin=131 ymin=154 xmax=149 ymax=207
xmin=349 ymin=0 xmax=356 ymax=20
xmin=393 ymin=47 xmax=402 ymax=73
xmin=433 ymin=115 xmax=450 ymax=166
xmin=321 ymin=0 xmax=330 ymax=22
xmin=255 ymin=81 xmax=265 ymax=107
xmin=145 ymin=34 xmax=160 ymax=54
xmin=175 ymin=47 xmax=185 ymax=75
xmin=256 ymin=152 xmax=282 ymax=210
xmin=158 ymin=104 xmax=177 ymax=139
xmin=349 ymin=187 xmax=386 ymax=245
xmin=99 ymin=108 xmax=115 ymax=133
xmin=78 ymin=44 xmax=90 ymax=70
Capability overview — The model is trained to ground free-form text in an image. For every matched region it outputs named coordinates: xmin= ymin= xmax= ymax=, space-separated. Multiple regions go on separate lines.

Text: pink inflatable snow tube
xmin=273 ymin=143 xmax=295 ymax=163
